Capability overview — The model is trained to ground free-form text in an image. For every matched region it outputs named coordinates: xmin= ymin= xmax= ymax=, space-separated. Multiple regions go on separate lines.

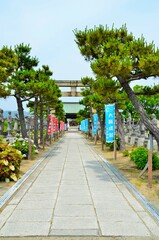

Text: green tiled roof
xmin=63 ymin=103 xmax=84 ymax=113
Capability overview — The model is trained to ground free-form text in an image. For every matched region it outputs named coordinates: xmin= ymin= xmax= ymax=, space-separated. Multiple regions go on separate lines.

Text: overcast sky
xmin=0 ymin=0 xmax=159 ymax=111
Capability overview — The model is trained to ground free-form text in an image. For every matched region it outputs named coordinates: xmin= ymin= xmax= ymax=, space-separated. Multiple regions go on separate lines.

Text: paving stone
xmin=50 ymin=229 xmax=99 ymax=236
xmin=0 ymin=222 xmax=50 ymax=236
xmin=54 ymin=204 xmax=96 ymax=217
xmin=22 ymin=192 xmax=57 ymax=201
xmin=56 ymin=195 xmax=92 ymax=204
xmin=137 ymin=211 xmax=159 ymax=236
xmin=7 ymin=209 xmax=52 ymax=222
xmin=99 ymin=220 xmax=150 ymax=236
xmin=1 ymin=132 xmax=159 ymax=238
xmin=16 ymin=200 xmax=55 ymax=210
xmin=51 ymin=217 xmax=98 ymax=230
xmin=0 ymin=205 xmax=16 ymax=228
xmin=96 ymin=209 xmax=143 ymax=222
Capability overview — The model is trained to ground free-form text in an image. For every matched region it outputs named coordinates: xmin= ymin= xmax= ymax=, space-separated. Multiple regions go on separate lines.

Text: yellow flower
xmin=9 ymin=165 xmax=15 ymax=171
xmin=10 ymin=173 xmax=17 ymax=182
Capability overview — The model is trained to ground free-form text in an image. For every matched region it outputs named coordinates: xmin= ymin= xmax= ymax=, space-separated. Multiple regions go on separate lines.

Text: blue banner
xmin=80 ymin=120 xmax=85 ymax=131
xmin=85 ymin=119 xmax=89 ymax=133
xmin=80 ymin=119 xmax=89 ymax=133
xmin=105 ymin=104 xmax=115 ymax=143
xmin=93 ymin=114 xmax=98 ymax=135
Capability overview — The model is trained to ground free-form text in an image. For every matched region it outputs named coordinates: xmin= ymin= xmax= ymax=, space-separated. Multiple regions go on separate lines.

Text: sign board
xmin=105 ymin=104 xmax=115 ymax=143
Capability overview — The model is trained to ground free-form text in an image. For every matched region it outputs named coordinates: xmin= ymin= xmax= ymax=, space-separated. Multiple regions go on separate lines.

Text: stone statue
xmin=139 ymin=120 xmax=146 ymax=137
xmin=25 ymin=116 xmax=30 ymax=130
xmin=152 ymin=113 xmax=157 ymax=126
xmin=7 ymin=111 xmax=12 ymax=136
xmin=127 ymin=113 xmax=132 ymax=134
xmin=0 ymin=109 xmax=4 ymax=134
xmin=13 ymin=113 xmax=19 ymax=131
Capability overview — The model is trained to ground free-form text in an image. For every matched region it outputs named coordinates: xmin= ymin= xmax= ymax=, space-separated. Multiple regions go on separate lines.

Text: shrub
xmin=105 ymin=135 xmax=120 ymax=151
xmin=0 ymin=135 xmax=4 ymax=143
xmin=130 ymin=146 xmax=159 ymax=170
xmin=11 ymin=136 xmax=37 ymax=158
xmin=122 ymin=149 xmax=129 ymax=157
xmin=0 ymin=142 xmax=23 ymax=181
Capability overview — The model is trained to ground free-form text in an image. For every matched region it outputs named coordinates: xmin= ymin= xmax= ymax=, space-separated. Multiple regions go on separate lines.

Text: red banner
xmin=47 ymin=115 xmax=58 ymax=134
xmin=60 ymin=121 xmax=65 ymax=131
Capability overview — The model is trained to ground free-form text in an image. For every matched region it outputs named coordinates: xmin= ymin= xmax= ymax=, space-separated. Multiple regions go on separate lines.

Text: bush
xmin=0 ymin=142 xmax=23 ymax=181
xmin=122 ymin=149 xmax=129 ymax=157
xmin=130 ymin=146 xmax=159 ymax=170
xmin=105 ymin=135 xmax=120 ymax=151
xmin=11 ymin=136 xmax=37 ymax=158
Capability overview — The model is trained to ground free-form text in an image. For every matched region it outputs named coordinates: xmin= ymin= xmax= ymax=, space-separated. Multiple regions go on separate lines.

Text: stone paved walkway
xmin=0 ymin=132 xmax=159 ymax=238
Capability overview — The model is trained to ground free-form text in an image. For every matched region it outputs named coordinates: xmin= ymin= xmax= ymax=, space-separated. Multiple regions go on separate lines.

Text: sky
xmin=0 ymin=0 xmax=159 ymax=111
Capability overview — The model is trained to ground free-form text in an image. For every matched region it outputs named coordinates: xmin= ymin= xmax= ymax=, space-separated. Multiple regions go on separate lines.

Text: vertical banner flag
xmin=47 ymin=114 xmax=52 ymax=135
xmin=80 ymin=120 xmax=85 ymax=132
xmin=93 ymin=114 xmax=98 ymax=135
xmin=80 ymin=119 xmax=89 ymax=133
xmin=105 ymin=104 xmax=115 ymax=143
xmin=85 ymin=119 xmax=89 ymax=133
xmin=60 ymin=121 xmax=65 ymax=131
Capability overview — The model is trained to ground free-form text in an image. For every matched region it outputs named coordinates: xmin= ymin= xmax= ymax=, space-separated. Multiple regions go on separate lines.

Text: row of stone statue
xmin=0 ymin=109 xmax=30 ymax=136
xmin=125 ymin=113 xmax=158 ymax=137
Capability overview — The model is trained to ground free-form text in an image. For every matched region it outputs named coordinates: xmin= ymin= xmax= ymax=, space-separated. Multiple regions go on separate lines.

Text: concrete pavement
xmin=0 ymin=132 xmax=159 ymax=238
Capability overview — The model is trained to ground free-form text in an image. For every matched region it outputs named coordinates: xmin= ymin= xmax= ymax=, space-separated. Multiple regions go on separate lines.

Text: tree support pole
xmin=148 ymin=133 xmax=153 ymax=188
xmin=114 ymin=140 xmax=117 ymax=160
xmin=28 ymin=119 xmax=32 ymax=160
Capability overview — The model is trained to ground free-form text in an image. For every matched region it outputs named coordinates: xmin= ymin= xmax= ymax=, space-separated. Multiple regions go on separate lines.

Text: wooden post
xmin=114 ymin=139 xmax=117 ymax=160
xmin=148 ymin=133 xmax=153 ymax=188
xmin=50 ymin=134 xmax=52 ymax=144
xmin=42 ymin=135 xmax=45 ymax=150
xmin=95 ymin=133 xmax=97 ymax=145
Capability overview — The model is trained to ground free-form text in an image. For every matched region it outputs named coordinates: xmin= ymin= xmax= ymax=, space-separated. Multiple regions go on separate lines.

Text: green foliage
xmin=11 ymin=135 xmax=37 ymax=158
xmin=0 ymin=46 xmax=17 ymax=98
xmin=0 ymin=135 xmax=4 ymax=143
xmin=3 ymin=120 xmax=8 ymax=132
xmin=76 ymin=109 xmax=90 ymax=123
xmin=130 ymin=147 xmax=159 ymax=170
xmin=122 ymin=149 xmax=129 ymax=157
xmin=74 ymin=24 xmax=159 ymax=144
xmin=105 ymin=135 xmax=120 ymax=151
xmin=0 ymin=142 xmax=22 ymax=181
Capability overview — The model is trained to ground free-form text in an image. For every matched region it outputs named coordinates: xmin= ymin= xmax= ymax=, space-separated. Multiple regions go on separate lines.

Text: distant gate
xmin=55 ymin=80 xmax=84 ymax=119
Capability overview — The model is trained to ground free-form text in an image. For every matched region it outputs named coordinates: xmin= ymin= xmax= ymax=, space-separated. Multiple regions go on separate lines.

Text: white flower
xmin=23 ymin=154 xmax=27 ymax=158
xmin=35 ymin=150 xmax=39 ymax=153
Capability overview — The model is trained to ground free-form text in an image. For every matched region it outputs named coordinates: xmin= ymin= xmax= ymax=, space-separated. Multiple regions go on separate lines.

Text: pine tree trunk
xmin=98 ymin=111 xmax=105 ymax=151
xmin=46 ymin=107 xmax=50 ymax=141
xmin=119 ymin=79 xmax=159 ymax=148
xmin=39 ymin=99 xmax=43 ymax=144
xmin=89 ymin=105 xmax=93 ymax=138
xmin=34 ymin=96 xmax=39 ymax=147
xmin=16 ymin=95 xmax=27 ymax=138
xmin=115 ymin=103 xmax=126 ymax=150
